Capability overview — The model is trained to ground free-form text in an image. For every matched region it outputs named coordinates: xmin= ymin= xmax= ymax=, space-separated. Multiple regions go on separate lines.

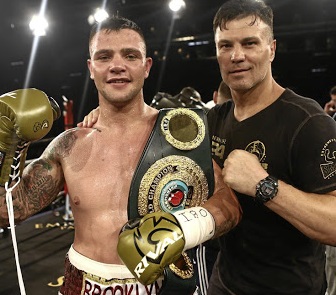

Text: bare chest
xmin=62 ymin=128 xmax=150 ymax=213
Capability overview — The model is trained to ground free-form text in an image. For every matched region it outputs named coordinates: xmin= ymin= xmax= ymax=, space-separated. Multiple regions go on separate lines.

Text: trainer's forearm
xmin=266 ymin=180 xmax=336 ymax=246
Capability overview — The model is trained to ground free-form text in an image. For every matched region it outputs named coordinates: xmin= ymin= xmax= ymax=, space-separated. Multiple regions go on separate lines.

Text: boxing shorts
xmin=59 ymin=245 xmax=163 ymax=295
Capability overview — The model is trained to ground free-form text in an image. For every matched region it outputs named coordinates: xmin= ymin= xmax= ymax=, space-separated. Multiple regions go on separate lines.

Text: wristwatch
xmin=255 ymin=176 xmax=278 ymax=204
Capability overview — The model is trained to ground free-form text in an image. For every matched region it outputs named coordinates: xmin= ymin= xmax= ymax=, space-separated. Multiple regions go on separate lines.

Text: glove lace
xmin=5 ymin=178 xmax=27 ymax=295
xmin=9 ymin=141 xmax=29 ymax=185
xmin=4 ymin=141 xmax=29 ymax=295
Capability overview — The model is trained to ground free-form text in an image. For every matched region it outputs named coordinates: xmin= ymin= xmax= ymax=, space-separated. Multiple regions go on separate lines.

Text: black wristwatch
xmin=255 ymin=176 xmax=278 ymax=204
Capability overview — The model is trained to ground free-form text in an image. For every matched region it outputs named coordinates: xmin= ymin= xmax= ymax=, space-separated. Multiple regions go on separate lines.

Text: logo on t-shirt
xmin=320 ymin=138 xmax=336 ymax=179
xmin=245 ymin=140 xmax=268 ymax=171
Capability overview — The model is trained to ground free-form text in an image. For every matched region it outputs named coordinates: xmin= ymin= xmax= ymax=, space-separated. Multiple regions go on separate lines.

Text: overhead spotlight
xmin=88 ymin=8 xmax=109 ymax=25
xmin=94 ymin=8 xmax=109 ymax=22
xmin=168 ymin=0 xmax=186 ymax=12
xmin=29 ymin=14 xmax=48 ymax=36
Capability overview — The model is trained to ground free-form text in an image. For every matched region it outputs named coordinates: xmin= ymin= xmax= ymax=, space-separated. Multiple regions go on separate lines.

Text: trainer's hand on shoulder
xmin=77 ymin=106 xmax=100 ymax=128
xmin=222 ymin=149 xmax=268 ymax=196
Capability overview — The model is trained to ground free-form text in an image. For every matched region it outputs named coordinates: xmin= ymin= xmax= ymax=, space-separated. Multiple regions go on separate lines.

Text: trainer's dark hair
xmin=89 ymin=15 xmax=146 ymax=51
xmin=213 ymin=0 xmax=274 ymax=39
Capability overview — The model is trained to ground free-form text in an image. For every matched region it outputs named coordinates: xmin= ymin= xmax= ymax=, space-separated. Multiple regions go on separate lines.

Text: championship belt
xmin=128 ymin=108 xmax=214 ymax=295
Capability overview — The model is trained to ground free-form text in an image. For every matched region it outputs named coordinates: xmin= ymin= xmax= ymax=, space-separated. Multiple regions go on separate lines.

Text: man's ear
xmin=87 ymin=59 xmax=94 ymax=79
xmin=144 ymin=57 xmax=153 ymax=79
xmin=213 ymin=90 xmax=218 ymax=104
xmin=270 ymin=39 xmax=276 ymax=62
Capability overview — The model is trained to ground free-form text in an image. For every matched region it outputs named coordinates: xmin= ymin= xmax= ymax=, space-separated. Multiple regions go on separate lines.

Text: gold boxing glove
xmin=0 ymin=88 xmax=60 ymax=185
xmin=117 ymin=207 xmax=215 ymax=285
xmin=117 ymin=212 xmax=185 ymax=285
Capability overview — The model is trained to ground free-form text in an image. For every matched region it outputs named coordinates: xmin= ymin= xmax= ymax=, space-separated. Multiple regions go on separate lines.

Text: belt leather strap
xmin=128 ymin=108 xmax=214 ymax=295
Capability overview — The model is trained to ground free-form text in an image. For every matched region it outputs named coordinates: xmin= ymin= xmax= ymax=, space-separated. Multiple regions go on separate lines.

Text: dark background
xmin=1 ymin=2 xmax=335 ymax=293
xmin=1 ymin=0 xmax=336 ymax=147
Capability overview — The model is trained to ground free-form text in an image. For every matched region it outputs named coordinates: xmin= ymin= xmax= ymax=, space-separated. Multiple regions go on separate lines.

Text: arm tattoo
xmin=49 ymin=131 xmax=77 ymax=161
xmin=215 ymin=220 xmax=236 ymax=236
xmin=211 ymin=187 xmax=242 ymax=238
xmin=0 ymin=131 xmax=77 ymax=224
xmin=0 ymin=159 xmax=61 ymax=224
xmin=24 ymin=160 xmax=62 ymax=209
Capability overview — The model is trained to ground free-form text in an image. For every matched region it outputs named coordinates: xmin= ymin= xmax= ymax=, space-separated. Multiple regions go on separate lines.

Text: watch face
xmin=261 ymin=181 xmax=276 ymax=196
xmin=256 ymin=176 xmax=278 ymax=203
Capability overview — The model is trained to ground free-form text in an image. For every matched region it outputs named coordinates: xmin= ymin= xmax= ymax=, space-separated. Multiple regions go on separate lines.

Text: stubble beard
xmin=100 ymin=85 xmax=141 ymax=106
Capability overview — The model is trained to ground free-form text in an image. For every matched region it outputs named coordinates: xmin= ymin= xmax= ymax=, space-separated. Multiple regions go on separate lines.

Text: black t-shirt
xmin=207 ymin=89 xmax=336 ymax=295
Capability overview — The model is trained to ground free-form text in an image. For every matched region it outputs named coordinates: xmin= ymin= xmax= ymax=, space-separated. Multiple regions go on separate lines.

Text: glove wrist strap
xmin=173 ymin=207 xmax=215 ymax=251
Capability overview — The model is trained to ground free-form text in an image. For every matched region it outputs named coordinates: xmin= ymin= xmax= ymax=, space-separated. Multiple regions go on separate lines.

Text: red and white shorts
xmin=59 ymin=245 xmax=163 ymax=295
